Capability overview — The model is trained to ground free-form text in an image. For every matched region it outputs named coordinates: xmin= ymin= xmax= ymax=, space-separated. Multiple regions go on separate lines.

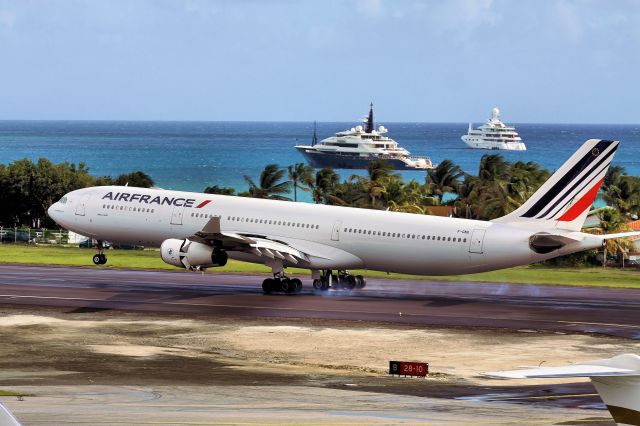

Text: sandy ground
xmin=0 ymin=305 xmax=635 ymax=424
xmin=0 ymin=307 xmax=636 ymax=387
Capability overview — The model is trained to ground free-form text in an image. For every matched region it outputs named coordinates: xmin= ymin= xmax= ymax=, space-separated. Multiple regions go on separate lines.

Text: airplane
xmin=47 ymin=139 xmax=639 ymax=294
xmin=484 ymin=354 xmax=640 ymax=426
xmin=0 ymin=402 xmax=21 ymax=426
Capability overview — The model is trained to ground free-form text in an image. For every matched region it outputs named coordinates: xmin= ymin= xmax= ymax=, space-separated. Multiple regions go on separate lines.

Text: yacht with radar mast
xmin=295 ymin=104 xmax=434 ymax=170
xmin=461 ymin=107 xmax=526 ymax=151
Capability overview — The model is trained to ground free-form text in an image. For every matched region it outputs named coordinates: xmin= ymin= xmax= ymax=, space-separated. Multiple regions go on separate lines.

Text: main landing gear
xmin=92 ymin=240 xmax=107 ymax=265
xmin=312 ymin=270 xmax=366 ymax=292
xmin=262 ymin=273 xmax=302 ymax=295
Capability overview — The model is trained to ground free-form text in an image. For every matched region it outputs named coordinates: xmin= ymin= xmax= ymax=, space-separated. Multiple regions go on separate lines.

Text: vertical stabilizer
xmin=494 ymin=139 xmax=619 ymax=231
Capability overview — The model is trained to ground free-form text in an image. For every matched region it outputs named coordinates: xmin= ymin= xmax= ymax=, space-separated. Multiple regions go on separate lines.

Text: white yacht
xmin=461 ymin=108 xmax=526 ymax=151
xmin=295 ymin=104 xmax=434 ymax=170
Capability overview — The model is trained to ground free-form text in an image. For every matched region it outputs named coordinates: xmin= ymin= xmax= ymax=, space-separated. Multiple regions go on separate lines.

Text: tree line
xmin=0 ymin=158 xmax=153 ymax=228
xmin=2 ymin=155 xmax=638 ymax=266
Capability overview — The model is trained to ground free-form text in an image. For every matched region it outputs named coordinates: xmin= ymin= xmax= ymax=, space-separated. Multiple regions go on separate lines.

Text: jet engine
xmin=160 ymin=238 xmax=228 ymax=269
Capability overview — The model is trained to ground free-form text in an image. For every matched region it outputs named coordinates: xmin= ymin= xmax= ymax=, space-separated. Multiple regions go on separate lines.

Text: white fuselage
xmin=48 ymin=186 xmax=601 ymax=276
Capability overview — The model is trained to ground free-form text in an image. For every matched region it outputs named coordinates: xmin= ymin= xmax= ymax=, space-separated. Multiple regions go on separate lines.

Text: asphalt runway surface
xmin=0 ymin=264 xmax=639 ymax=339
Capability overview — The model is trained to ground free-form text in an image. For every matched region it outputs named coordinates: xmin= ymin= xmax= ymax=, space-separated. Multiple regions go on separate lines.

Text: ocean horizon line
xmin=1 ymin=119 xmax=639 ymax=127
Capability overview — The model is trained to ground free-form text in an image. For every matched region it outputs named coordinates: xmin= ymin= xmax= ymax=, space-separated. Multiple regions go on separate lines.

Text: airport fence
xmin=0 ymin=227 xmax=70 ymax=245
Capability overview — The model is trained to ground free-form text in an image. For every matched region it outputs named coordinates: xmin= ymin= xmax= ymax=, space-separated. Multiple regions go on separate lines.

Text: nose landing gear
xmin=92 ymin=240 xmax=107 ymax=265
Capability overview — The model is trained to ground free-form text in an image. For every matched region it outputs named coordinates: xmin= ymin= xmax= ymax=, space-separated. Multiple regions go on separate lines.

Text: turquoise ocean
xmin=1 ymin=121 xmax=639 ymax=198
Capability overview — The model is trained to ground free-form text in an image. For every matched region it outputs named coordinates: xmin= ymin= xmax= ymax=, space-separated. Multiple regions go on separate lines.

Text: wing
xmin=188 ymin=217 xmax=310 ymax=265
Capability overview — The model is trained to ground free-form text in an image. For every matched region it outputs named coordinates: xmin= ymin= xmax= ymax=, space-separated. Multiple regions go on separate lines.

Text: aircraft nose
xmin=47 ymin=203 xmax=58 ymax=221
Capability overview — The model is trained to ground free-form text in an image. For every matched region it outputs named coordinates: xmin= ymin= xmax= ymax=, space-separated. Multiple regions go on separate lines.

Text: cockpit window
xmin=59 ymin=196 xmax=68 ymax=204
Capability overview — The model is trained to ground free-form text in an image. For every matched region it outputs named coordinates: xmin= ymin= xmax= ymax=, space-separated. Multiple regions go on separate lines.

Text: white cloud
xmin=554 ymin=0 xmax=583 ymax=41
xmin=355 ymin=0 xmax=384 ymax=18
xmin=0 ymin=9 xmax=16 ymax=29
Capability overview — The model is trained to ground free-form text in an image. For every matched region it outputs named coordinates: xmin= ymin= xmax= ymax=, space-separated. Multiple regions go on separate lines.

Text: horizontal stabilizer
xmin=601 ymin=231 xmax=640 ymax=240
xmin=0 ymin=403 xmax=20 ymax=426
xmin=484 ymin=354 xmax=640 ymax=426
xmin=484 ymin=363 xmax=640 ymax=379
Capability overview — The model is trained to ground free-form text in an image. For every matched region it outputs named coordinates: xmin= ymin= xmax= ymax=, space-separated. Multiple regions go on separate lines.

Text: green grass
xmin=0 ymin=245 xmax=639 ymax=289
xmin=0 ymin=390 xmax=27 ymax=397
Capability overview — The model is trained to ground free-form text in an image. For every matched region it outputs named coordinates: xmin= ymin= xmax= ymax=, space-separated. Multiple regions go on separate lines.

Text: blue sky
xmin=0 ymin=0 xmax=638 ymax=123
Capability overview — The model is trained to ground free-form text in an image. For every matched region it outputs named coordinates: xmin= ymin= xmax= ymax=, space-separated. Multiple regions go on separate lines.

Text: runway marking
xmin=489 ymin=393 xmax=599 ymax=401
xmin=557 ymin=320 xmax=640 ymax=329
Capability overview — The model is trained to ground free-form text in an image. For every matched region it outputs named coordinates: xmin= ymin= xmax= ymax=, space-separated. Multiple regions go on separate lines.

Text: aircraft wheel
xmin=290 ymin=278 xmax=302 ymax=293
xmin=281 ymin=278 xmax=293 ymax=293
xmin=331 ymin=274 xmax=339 ymax=289
xmin=100 ymin=254 xmax=107 ymax=265
xmin=321 ymin=279 xmax=330 ymax=291
xmin=92 ymin=254 xmax=102 ymax=265
xmin=345 ymin=275 xmax=356 ymax=290
xmin=262 ymin=278 xmax=274 ymax=294
xmin=356 ymin=275 xmax=365 ymax=289
xmin=312 ymin=279 xmax=323 ymax=290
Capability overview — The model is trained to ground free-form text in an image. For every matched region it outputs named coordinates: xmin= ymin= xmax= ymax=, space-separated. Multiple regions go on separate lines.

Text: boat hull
xmin=461 ymin=137 xmax=526 ymax=151
xmin=296 ymin=148 xmax=427 ymax=170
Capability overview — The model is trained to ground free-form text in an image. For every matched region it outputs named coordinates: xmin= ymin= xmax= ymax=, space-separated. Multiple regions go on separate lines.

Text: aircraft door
xmin=469 ymin=229 xmax=486 ymax=254
xmin=75 ymin=194 xmax=91 ymax=216
xmin=171 ymin=205 xmax=185 ymax=225
xmin=331 ymin=220 xmax=342 ymax=241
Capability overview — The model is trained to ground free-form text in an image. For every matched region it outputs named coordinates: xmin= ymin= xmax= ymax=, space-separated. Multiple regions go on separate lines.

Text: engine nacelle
xmin=160 ymin=238 xmax=228 ymax=269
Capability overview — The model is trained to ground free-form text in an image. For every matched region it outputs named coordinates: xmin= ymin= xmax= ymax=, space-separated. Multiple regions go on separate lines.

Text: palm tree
xmin=287 ymin=163 xmax=314 ymax=202
xmin=311 ymin=168 xmax=340 ymax=204
xmin=204 ymin=185 xmax=236 ymax=195
xmin=592 ymin=209 xmax=633 ymax=267
xmin=360 ymin=160 xmax=399 ymax=208
xmin=478 ymin=154 xmax=510 ymax=181
xmin=243 ymin=164 xmax=292 ymax=200
xmin=426 ymin=160 xmax=465 ymax=204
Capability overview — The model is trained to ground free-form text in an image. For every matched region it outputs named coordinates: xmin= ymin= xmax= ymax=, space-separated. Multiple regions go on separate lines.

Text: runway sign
xmin=389 ymin=361 xmax=428 ymax=377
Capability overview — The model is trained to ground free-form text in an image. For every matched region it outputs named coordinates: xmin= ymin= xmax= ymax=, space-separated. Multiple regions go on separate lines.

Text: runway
xmin=0 ymin=264 xmax=639 ymax=339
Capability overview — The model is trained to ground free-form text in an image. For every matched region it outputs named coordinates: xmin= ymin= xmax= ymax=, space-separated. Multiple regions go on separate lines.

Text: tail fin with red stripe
xmin=494 ymin=139 xmax=619 ymax=231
